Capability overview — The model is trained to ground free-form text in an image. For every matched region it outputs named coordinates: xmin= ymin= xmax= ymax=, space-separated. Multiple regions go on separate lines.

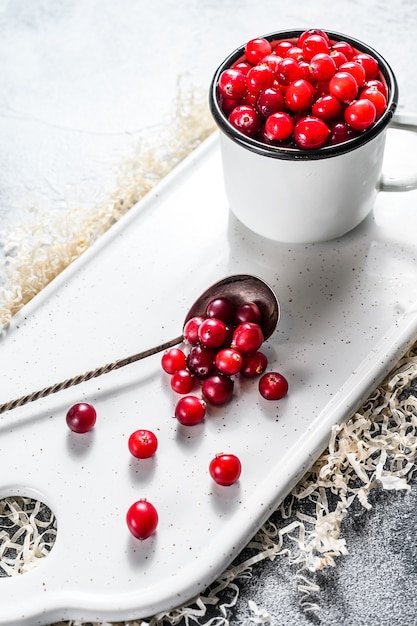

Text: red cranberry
xmin=329 ymin=49 xmax=348 ymax=68
xmin=218 ymin=68 xmax=248 ymax=99
xmin=360 ymin=87 xmax=387 ymax=117
xmin=273 ymin=40 xmax=294 ymax=57
xmin=276 ymin=57 xmax=303 ymax=85
xmin=309 ymin=53 xmax=337 ymax=82
xmin=183 ymin=316 xmax=205 ymax=346
xmin=301 ymin=34 xmax=329 ymax=60
xmin=209 ymin=453 xmax=241 ymax=486
xmin=329 ymin=120 xmax=356 ymax=145
xmin=215 ymin=348 xmax=244 ymax=376
xmin=293 ymin=116 xmax=330 ymax=149
xmin=339 ymin=61 xmax=366 ymax=88
xmin=364 ymin=79 xmax=388 ymax=99
xmin=229 ymin=104 xmax=261 ymax=137
xmin=198 ymin=317 xmax=228 ymax=349
xmin=205 ymin=297 xmax=235 ymax=324
xmin=259 ymin=372 xmax=289 ymax=400
xmin=175 ymin=396 xmax=206 ymax=425
xmin=170 ymin=369 xmax=196 ymax=394
xmin=66 ymin=403 xmax=96 ymax=433
xmin=312 ymin=95 xmax=343 ymax=123
xmin=161 ymin=348 xmax=186 ymax=374
xmin=234 ymin=302 xmax=262 ymax=325
xmin=352 ymin=52 xmax=379 ymax=80
xmin=285 ymin=79 xmax=315 ymax=112
xmin=186 ymin=344 xmax=216 ymax=378
xmin=297 ymin=29 xmax=330 ymax=48
xmin=256 ymin=87 xmax=286 ymax=118
xmin=264 ymin=111 xmax=294 ymax=141
xmin=240 ymin=351 xmax=268 ymax=378
xmin=202 ymin=374 xmax=234 ymax=406
xmin=331 ymin=40 xmax=354 ymax=60
xmin=261 ymin=54 xmax=282 ymax=76
xmin=245 ymin=37 xmax=272 ymax=64
xmin=329 ymin=71 xmax=358 ymax=103
xmin=232 ymin=322 xmax=264 ymax=354
xmin=344 ymin=98 xmax=376 ymax=131
xmin=246 ymin=64 xmax=274 ymax=95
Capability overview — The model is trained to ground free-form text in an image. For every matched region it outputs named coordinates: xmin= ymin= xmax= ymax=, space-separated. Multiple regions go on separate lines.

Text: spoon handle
xmin=0 ymin=335 xmax=184 ymax=415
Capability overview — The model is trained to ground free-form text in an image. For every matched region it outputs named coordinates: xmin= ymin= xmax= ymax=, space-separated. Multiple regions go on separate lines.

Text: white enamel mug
xmin=209 ymin=30 xmax=417 ymax=244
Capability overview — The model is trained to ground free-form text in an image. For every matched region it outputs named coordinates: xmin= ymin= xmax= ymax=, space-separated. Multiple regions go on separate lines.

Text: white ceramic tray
xmin=1 ymin=116 xmax=417 ymax=625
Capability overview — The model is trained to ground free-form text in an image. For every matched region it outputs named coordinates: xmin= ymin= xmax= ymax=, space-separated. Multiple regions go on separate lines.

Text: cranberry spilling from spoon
xmin=0 ymin=274 xmax=280 ymax=414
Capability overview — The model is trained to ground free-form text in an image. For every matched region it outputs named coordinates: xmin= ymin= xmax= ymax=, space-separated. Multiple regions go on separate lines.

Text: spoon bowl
xmin=185 ymin=274 xmax=279 ymax=340
xmin=0 ymin=274 xmax=280 ymax=414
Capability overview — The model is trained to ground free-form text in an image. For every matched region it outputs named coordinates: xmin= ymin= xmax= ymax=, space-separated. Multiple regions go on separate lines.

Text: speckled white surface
xmin=0 ymin=124 xmax=417 ymax=624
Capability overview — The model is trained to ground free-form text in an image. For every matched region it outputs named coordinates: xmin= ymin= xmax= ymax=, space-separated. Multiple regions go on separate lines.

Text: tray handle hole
xmin=0 ymin=496 xmax=57 ymax=577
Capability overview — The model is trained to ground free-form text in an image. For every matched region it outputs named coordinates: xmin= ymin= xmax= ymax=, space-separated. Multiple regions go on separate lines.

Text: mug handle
xmin=379 ymin=112 xmax=417 ymax=192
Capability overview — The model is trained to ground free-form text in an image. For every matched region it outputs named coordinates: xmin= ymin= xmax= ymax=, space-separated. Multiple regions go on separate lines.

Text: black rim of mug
xmin=209 ymin=29 xmax=399 ymax=161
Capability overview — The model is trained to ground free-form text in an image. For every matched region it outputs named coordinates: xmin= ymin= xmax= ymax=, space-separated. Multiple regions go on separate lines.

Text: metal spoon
xmin=0 ymin=274 xmax=279 ymax=414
